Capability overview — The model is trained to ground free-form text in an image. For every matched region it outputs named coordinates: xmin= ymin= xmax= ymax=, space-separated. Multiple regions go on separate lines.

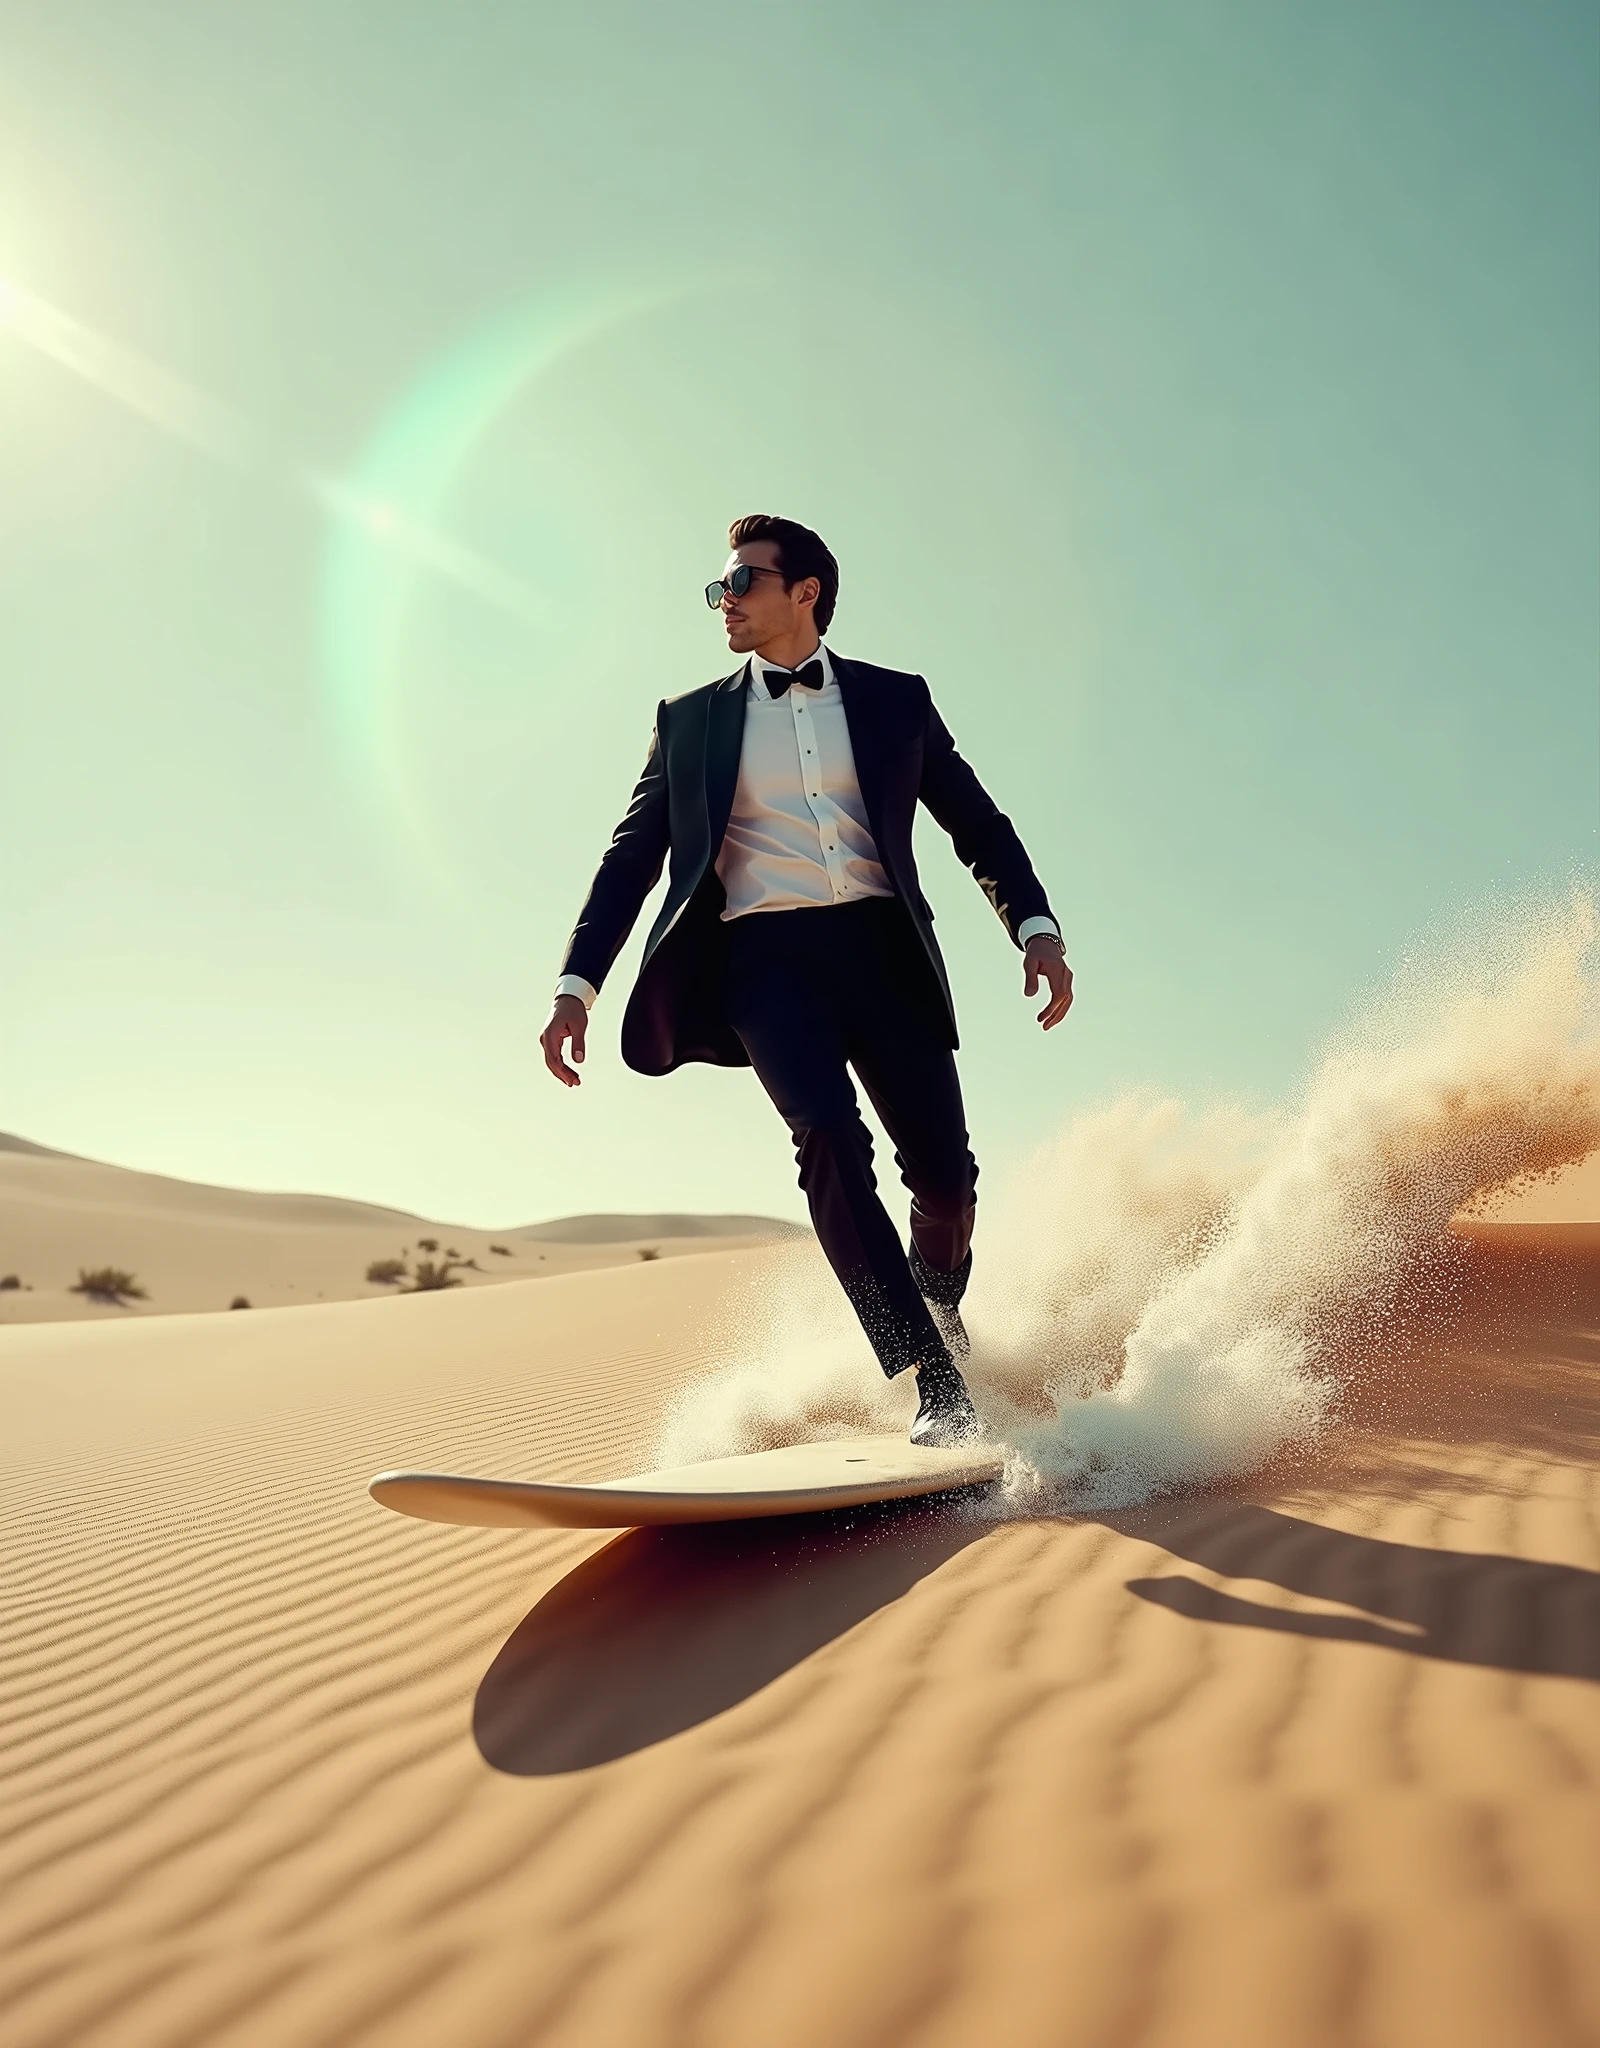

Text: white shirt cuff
xmin=1017 ymin=916 xmax=1063 ymax=952
xmin=554 ymin=973 xmax=598 ymax=1009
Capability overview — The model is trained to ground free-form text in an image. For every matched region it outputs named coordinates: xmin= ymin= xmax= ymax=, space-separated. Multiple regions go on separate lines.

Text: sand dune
xmin=0 ymin=1176 xmax=1594 ymax=2046
xmin=0 ymin=1133 xmax=804 ymax=1323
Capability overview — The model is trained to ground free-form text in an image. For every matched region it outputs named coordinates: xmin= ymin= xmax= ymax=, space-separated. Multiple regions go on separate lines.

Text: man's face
xmin=716 ymin=539 xmax=814 ymax=655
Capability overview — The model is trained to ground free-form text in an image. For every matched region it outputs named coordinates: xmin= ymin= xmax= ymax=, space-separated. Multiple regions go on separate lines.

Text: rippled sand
xmin=1 ymin=1198 xmax=1594 ymax=2048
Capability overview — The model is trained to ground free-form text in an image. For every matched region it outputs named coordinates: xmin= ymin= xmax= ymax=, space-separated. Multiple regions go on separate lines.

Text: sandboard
xmin=368 ymin=1433 xmax=1004 ymax=1530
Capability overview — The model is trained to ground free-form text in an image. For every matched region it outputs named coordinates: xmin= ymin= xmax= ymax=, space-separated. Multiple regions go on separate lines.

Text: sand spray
xmin=656 ymin=893 xmax=1600 ymax=1508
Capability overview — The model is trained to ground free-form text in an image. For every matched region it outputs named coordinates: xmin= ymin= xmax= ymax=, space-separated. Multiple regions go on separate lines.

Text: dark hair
xmin=728 ymin=514 xmax=839 ymax=634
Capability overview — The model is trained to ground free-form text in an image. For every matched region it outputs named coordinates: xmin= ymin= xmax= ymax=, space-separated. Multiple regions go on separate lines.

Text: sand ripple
xmin=0 ymin=1241 xmax=1595 ymax=2047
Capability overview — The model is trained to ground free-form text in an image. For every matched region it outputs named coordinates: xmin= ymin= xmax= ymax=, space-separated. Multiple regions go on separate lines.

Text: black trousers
xmin=726 ymin=896 xmax=977 ymax=1378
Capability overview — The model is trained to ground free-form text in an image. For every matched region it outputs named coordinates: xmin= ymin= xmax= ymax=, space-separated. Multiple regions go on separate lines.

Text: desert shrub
xmin=0 ymin=1274 xmax=19 ymax=1290
xmin=366 ymin=1258 xmax=408 ymax=1285
xmin=230 ymin=1297 xmax=251 ymax=1310
xmin=489 ymin=1245 xmax=512 ymax=1256
xmin=407 ymin=1258 xmax=462 ymax=1292
xmin=446 ymin=1247 xmax=461 ymax=1258
xmin=636 ymin=1246 xmax=661 ymax=1261
xmin=71 ymin=1267 xmax=146 ymax=1304
xmin=417 ymin=1237 xmax=439 ymax=1253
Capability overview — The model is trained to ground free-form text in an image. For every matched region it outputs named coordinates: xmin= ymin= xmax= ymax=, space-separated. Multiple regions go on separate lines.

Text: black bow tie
xmin=762 ymin=659 xmax=825 ymax=699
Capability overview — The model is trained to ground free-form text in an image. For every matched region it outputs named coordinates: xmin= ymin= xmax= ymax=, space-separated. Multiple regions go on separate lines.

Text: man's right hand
xmin=540 ymin=994 xmax=589 ymax=1088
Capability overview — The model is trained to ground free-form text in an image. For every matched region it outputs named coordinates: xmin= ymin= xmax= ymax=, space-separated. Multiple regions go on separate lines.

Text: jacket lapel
xmin=702 ymin=664 xmax=749 ymax=854
xmin=833 ymin=655 xmax=888 ymax=853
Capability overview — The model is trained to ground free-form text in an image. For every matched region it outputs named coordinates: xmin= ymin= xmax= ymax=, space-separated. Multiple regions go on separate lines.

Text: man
xmin=540 ymin=515 xmax=1071 ymax=1445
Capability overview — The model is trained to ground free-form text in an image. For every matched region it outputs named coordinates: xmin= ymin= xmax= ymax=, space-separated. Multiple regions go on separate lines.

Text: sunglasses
xmin=704 ymin=563 xmax=785 ymax=609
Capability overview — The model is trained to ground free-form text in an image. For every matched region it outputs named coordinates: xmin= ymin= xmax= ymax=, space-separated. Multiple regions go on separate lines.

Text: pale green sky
xmin=1 ymin=1 xmax=1594 ymax=1225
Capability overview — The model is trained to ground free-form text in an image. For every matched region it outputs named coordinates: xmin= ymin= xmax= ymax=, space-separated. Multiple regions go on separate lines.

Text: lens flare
xmin=316 ymin=271 xmax=690 ymax=859
xmin=0 ymin=269 xmax=265 ymax=467
xmin=0 ymin=262 xmax=701 ymax=876
xmin=0 ymin=268 xmax=540 ymax=655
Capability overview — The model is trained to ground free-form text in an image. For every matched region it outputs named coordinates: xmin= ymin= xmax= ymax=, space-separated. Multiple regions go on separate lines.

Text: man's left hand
xmin=1023 ymin=935 xmax=1074 ymax=1030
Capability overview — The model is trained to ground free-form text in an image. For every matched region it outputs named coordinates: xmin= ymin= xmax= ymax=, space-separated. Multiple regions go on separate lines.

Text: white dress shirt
xmin=554 ymin=644 xmax=1060 ymax=1007
xmin=716 ymin=645 xmax=895 ymax=918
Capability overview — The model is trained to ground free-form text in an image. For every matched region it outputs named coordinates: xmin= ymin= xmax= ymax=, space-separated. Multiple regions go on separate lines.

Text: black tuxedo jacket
xmin=560 ymin=656 xmax=1058 ymax=1076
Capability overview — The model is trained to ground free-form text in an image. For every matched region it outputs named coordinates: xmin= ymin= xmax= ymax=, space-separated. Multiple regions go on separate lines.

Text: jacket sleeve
xmin=916 ymin=695 xmax=1057 ymax=947
xmin=558 ymin=704 xmax=671 ymax=994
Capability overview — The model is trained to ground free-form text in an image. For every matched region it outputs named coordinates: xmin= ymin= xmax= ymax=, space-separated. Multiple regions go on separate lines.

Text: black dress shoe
xmin=909 ymin=1355 xmax=984 ymax=1447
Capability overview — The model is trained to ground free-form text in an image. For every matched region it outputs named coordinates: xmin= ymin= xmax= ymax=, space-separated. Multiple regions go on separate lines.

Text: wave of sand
xmin=661 ymin=895 xmax=1600 ymax=1511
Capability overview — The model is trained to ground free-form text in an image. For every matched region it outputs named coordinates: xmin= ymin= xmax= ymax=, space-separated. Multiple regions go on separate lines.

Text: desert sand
xmin=0 ymin=1148 xmax=1594 ymax=2048
xmin=0 ymin=1132 xmax=803 ymax=1322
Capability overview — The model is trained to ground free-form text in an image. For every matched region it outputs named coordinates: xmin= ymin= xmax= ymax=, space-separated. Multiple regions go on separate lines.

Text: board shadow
xmin=1112 ymin=1501 xmax=1600 ymax=1681
xmin=474 ymin=1492 xmax=989 ymax=1775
